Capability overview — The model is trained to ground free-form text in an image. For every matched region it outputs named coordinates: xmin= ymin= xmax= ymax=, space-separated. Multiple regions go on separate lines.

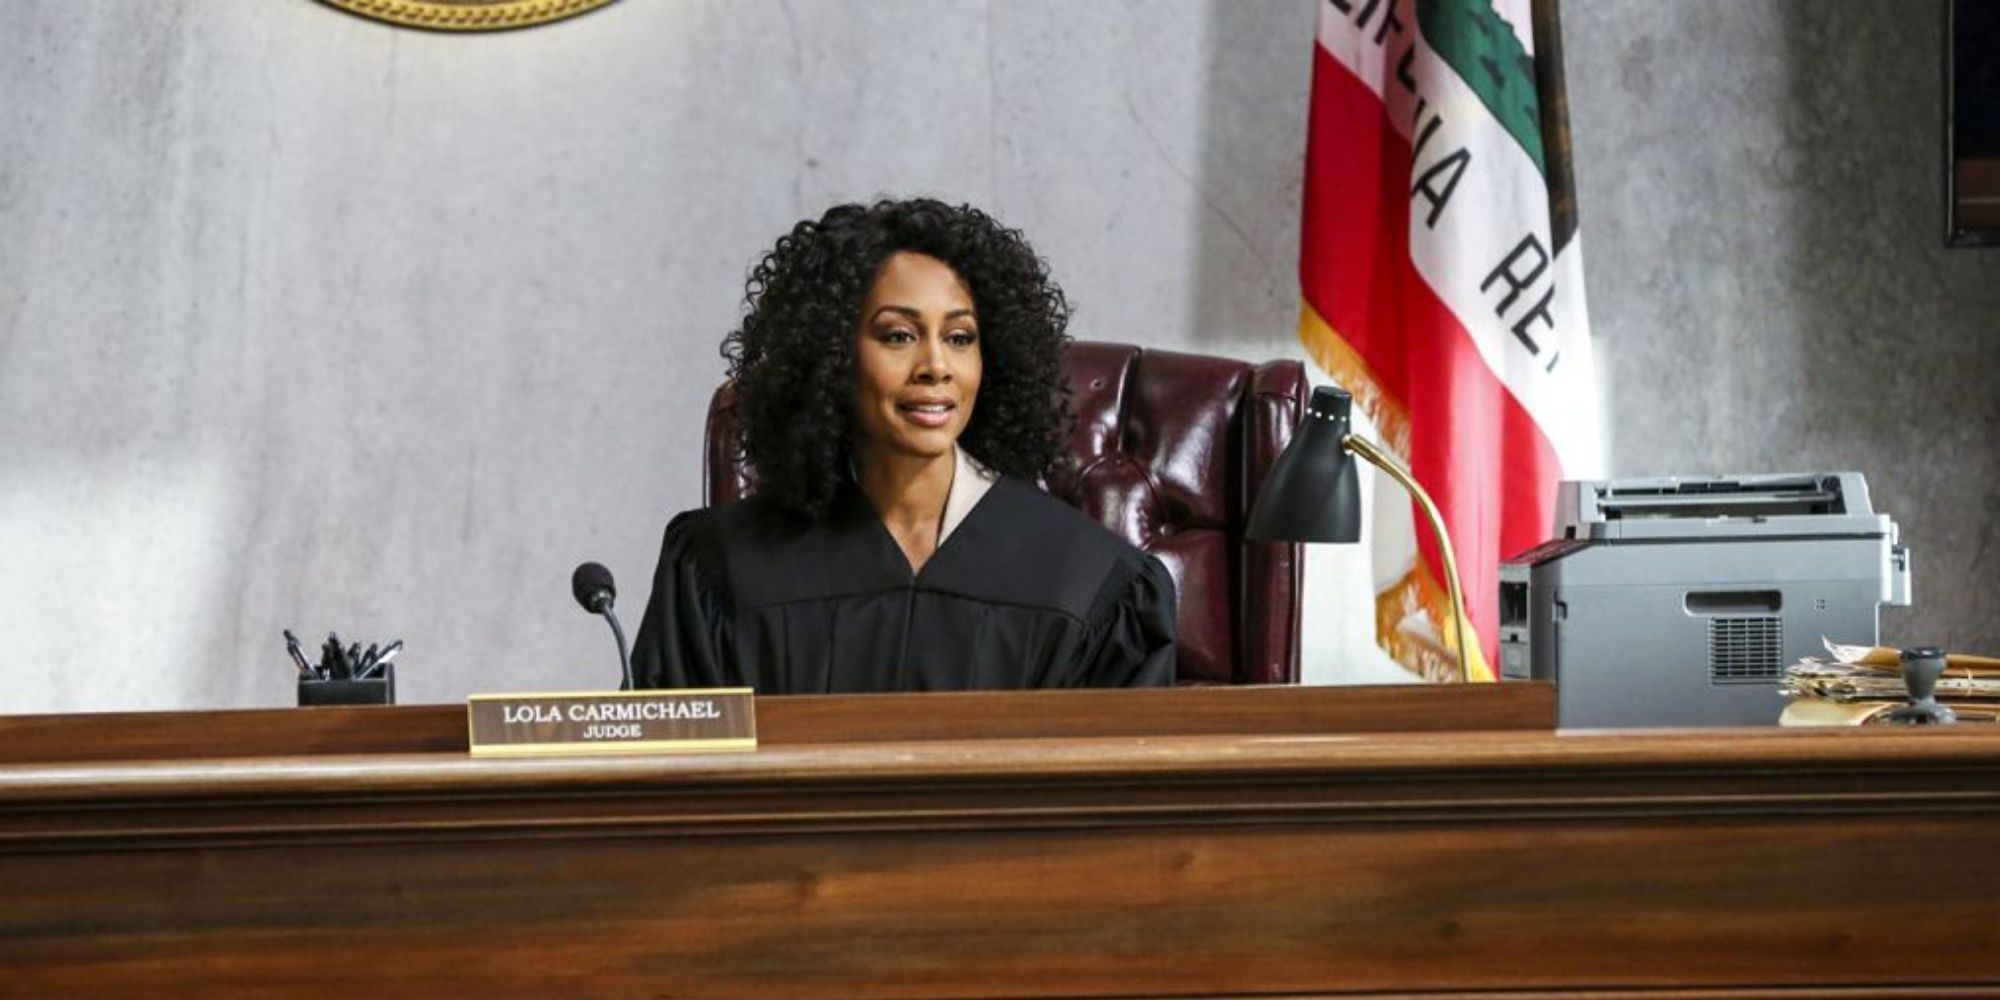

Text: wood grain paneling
xmin=2 ymin=688 xmax=1997 ymax=998
xmin=0 ymin=682 xmax=1553 ymax=764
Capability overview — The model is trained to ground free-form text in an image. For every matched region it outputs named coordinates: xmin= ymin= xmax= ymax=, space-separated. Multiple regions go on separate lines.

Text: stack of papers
xmin=1780 ymin=640 xmax=2000 ymax=726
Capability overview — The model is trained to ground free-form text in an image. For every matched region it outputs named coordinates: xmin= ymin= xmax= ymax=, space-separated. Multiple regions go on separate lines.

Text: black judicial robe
xmin=630 ymin=476 xmax=1177 ymax=693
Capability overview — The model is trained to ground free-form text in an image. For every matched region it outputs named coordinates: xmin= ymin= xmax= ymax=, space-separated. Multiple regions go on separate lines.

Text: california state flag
xmin=1300 ymin=0 xmax=1601 ymax=682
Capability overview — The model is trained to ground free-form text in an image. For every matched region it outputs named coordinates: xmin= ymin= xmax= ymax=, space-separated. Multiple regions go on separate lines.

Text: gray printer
xmin=1498 ymin=473 xmax=1910 ymax=728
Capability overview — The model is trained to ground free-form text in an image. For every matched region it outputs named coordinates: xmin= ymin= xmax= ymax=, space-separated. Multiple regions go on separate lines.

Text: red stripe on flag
xmin=1297 ymin=42 xmax=1563 ymax=664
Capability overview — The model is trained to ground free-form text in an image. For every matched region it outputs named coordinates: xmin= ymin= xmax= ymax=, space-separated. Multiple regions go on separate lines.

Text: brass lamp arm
xmin=1341 ymin=434 xmax=1470 ymax=683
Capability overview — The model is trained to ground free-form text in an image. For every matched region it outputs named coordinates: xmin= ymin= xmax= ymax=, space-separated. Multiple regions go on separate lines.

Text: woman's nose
xmin=913 ymin=337 xmax=950 ymax=383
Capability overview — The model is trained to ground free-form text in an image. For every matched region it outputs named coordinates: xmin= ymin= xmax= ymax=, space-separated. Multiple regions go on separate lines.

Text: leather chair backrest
xmin=704 ymin=340 xmax=1307 ymax=684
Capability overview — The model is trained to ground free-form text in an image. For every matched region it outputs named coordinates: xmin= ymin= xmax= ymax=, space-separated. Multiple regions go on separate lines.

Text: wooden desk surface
xmin=3 ymin=685 xmax=1997 ymax=999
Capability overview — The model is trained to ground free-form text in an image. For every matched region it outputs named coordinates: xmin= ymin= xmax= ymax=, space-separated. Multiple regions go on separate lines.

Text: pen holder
xmin=298 ymin=665 xmax=396 ymax=707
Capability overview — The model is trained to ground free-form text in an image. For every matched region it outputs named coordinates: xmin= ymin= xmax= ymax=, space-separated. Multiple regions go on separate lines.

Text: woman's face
xmin=851 ymin=251 xmax=983 ymax=462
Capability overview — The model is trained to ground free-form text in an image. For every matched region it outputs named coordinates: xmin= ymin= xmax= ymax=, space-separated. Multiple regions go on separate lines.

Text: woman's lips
xmin=898 ymin=401 xmax=955 ymax=429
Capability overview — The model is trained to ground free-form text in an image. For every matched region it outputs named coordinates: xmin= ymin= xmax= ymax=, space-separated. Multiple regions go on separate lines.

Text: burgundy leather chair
xmin=704 ymin=341 xmax=1308 ymax=685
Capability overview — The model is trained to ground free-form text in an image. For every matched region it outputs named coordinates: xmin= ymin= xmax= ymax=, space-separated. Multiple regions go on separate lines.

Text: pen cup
xmin=298 ymin=665 xmax=396 ymax=707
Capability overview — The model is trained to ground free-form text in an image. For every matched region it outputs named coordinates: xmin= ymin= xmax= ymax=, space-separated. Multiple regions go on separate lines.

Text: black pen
xmin=328 ymin=632 xmax=349 ymax=679
xmin=359 ymin=640 xmax=402 ymax=680
xmin=283 ymin=629 xmax=315 ymax=679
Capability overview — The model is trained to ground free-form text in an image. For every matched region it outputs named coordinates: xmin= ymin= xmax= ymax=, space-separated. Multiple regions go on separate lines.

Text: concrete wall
xmin=2 ymin=0 xmax=1992 ymax=713
xmin=1565 ymin=0 xmax=2000 ymax=657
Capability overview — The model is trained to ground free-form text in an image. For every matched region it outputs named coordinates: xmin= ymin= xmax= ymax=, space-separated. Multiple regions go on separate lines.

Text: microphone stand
xmin=600 ymin=600 xmax=632 ymax=696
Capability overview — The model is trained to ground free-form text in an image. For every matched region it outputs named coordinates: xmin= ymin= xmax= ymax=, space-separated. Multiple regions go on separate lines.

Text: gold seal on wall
xmin=318 ymin=0 xmax=619 ymax=32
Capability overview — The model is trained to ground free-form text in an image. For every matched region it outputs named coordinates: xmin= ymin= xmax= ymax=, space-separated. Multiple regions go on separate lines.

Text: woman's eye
xmin=946 ymin=330 xmax=979 ymax=348
xmin=881 ymin=329 xmax=917 ymax=344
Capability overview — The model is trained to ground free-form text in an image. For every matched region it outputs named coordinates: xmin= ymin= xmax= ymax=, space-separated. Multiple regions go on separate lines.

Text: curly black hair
xmin=721 ymin=198 xmax=1072 ymax=520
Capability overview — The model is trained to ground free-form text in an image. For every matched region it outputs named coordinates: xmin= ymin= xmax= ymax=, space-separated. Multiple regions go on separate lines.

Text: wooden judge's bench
xmin=2 ymin=685 xmax=1998 ymax=998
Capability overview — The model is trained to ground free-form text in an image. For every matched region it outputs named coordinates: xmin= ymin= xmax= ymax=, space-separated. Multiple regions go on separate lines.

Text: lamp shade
xmin=1246 ymin=386 xmax=1361 ymax=543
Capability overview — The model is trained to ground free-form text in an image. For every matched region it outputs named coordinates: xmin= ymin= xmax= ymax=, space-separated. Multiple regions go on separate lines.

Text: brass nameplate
xmin=466 ymin=688 xmax=756 ymax=757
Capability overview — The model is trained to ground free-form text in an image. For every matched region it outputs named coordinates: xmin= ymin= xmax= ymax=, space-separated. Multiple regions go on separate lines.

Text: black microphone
xmin=571 ymin=562 xmax=634 ymax=691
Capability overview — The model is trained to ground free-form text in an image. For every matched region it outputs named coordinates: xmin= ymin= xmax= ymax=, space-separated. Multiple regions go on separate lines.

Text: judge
xmin=630 ymin=198 xmax=1177 ymax=693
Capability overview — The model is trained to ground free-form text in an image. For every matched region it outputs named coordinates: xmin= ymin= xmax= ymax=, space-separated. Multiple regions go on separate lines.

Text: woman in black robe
xmin=631 ymin=198 xmax=1176 ymax=693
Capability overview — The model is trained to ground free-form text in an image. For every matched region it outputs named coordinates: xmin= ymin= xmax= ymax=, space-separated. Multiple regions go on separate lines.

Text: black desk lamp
xmin=1247 ymin=386 xmax=1473 ymax=683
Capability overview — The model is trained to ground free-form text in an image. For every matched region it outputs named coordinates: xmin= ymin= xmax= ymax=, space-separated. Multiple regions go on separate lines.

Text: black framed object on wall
xmin=1948 ymin=0 xmax=2000 ymax=246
